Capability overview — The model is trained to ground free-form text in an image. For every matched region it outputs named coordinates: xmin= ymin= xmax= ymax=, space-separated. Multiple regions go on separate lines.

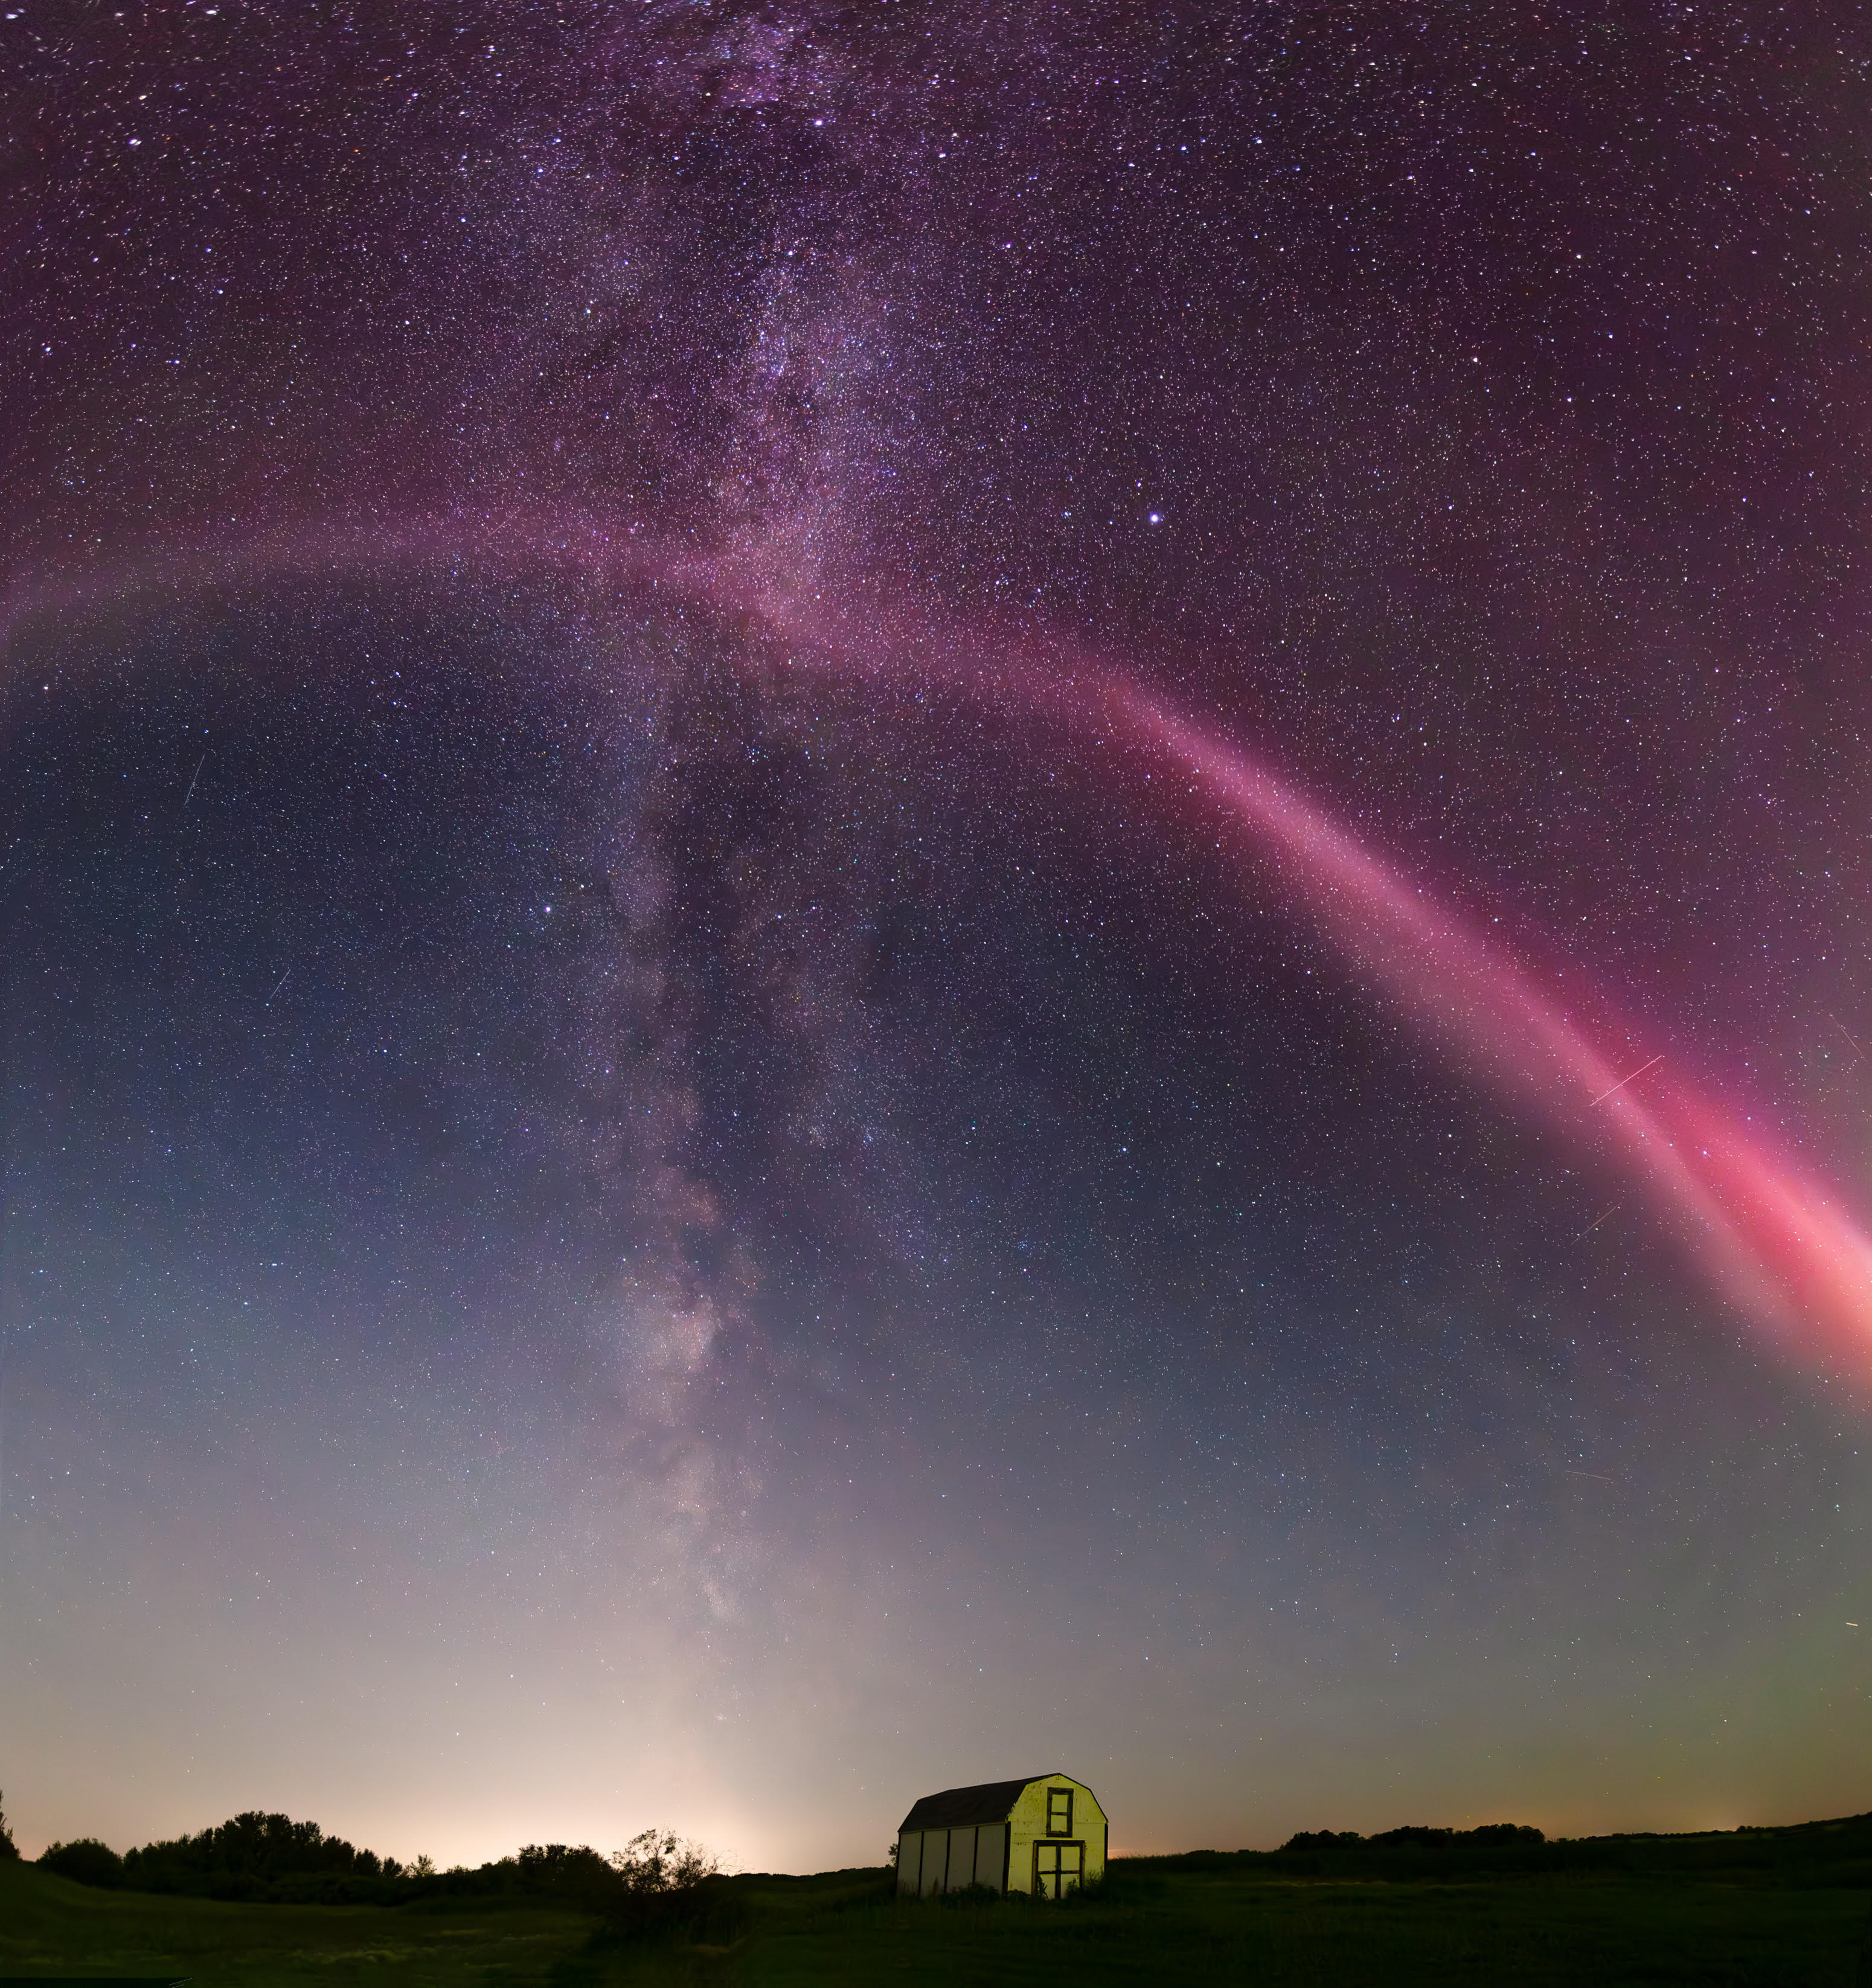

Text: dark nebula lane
xmin=4 ymin=0 xmax=1871 ymax=1872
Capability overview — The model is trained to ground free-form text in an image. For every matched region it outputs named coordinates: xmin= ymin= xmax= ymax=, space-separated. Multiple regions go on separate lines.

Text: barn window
xmin=1046 ymin=1787 xmax=1074 ymax=1836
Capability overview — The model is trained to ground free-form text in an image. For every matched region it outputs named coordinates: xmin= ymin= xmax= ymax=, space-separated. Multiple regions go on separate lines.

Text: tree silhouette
xmin=39 ymin=1839 xmax=124 ymax=1887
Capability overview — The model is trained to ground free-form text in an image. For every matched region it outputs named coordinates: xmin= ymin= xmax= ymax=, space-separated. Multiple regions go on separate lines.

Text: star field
xmin=3 ymin=1 xmax=1871 ymax=1869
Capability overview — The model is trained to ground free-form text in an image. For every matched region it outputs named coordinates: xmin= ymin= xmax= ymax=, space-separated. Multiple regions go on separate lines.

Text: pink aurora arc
xmin=729 ymin=540 xmax=1872 ymax=1375
xmin=10 ymin=513 xmax=1872 ymax=1374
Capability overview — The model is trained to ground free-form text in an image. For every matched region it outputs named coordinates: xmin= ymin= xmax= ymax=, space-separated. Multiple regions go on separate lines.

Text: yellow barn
xmin=895 ymin=1771 xmax=1108 ymax=1899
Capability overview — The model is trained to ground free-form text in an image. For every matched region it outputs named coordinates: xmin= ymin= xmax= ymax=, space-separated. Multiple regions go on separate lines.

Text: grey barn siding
xmin=899 ymin=1821 xmax=1010 ymax=1896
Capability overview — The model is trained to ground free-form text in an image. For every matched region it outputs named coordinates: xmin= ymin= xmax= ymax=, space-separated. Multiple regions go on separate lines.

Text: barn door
xmin=1033 ymin=1838 xmax=1083 ymax=1899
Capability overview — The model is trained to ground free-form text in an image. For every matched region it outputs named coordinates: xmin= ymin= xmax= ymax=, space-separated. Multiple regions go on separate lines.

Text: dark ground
xmin=5 ymin=1812 xmax=1869 ymax=1985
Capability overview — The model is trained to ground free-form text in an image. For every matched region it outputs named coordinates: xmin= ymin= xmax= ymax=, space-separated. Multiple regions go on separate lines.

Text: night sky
xmin=5 ymin=1 xmax=1872 ymax=1873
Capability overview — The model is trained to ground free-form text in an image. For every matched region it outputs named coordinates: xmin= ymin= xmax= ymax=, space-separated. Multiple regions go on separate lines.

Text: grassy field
xmin=0 ymin=1855 xmax=592 ymax=1984
xmin=5 ymin=1841 xmax=1867 ymax=1986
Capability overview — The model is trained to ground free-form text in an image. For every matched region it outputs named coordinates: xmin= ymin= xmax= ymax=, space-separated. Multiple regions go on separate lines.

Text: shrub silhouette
xmin=39 ymin=1839 xmax=125 ymax=1888
xmin=611 ymin=1827 xmax=720 ymax=1895
xmin=512 ymin=1842 xmax=618 ymax=1911
xmin=592 ymin=1829 xmax=734 ymax=1943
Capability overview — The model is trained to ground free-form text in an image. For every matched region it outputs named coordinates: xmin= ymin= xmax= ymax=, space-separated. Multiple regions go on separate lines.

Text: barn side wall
xmin=972 ymin=1823 xmax=1007 ymax=1891
xmin=897 ymin=1821 xmax=1011 ymax=1896
xmin=921 ymin=1829 xmax=947 ymax=1897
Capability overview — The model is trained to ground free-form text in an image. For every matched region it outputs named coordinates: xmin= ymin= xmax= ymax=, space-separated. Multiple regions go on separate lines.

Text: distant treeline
xmin=39 ymin=1812 xmax=428 ymax=1904
xmin=1281 ymin=1824 xmax=1545 ymax=1853
xmin=27 ymin=1804 xmax=1872 ymax=1909
xmin=1133 ymin=1813 xmax=1872 ymax=1888
xmin=34 ymin=1813 xmax=720 ymax=1918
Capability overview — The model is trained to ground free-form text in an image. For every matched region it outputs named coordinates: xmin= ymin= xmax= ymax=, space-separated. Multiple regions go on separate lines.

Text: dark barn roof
xmin=899 ymin=1774 xmax=1062 ymax=1832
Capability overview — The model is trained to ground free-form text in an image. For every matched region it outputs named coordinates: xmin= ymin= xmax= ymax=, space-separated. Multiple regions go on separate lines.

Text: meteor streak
xmin=1829 ymin=1015 xmax=1865 ymax=1071
xmin=1590 ymin=1056 xmax=1664 ymax=1108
